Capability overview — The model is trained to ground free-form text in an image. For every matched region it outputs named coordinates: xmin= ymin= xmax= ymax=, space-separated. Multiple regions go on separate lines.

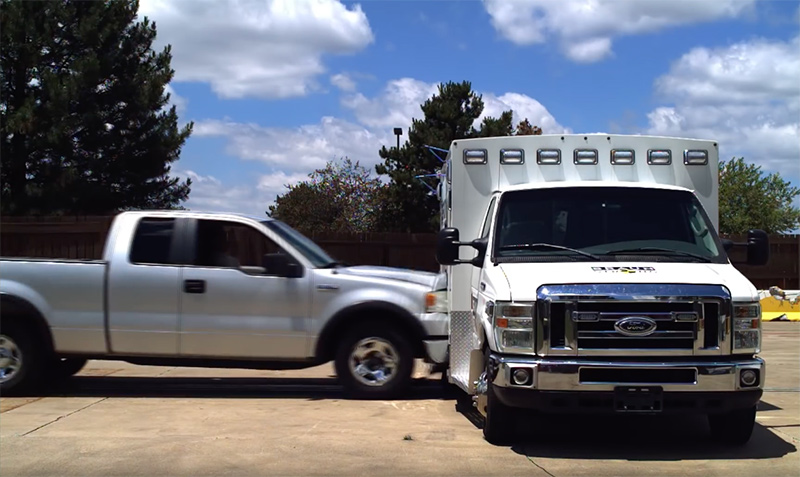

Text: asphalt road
xmin=1 ymin=323 xmax=798 ymax=477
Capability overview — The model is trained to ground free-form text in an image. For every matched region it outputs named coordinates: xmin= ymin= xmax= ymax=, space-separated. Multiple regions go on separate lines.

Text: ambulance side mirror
xmin=436 ymin=228 xmax=488 ymax=267
xmin=721 ymin=229 xmax=770 ymax=267
xmin=745 ymin=229 xmax=769 ymax=266
xmin=436 ymin=228 xmax=461 ymax=265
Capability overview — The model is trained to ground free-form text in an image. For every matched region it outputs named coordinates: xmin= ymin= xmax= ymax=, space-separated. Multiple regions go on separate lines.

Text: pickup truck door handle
xmin=183 ymin=279 xmax=206 ymax=294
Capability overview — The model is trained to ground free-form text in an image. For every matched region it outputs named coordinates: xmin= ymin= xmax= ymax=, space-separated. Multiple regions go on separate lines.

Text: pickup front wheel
xmin=334 ymin=324 xmax=414 ymax=399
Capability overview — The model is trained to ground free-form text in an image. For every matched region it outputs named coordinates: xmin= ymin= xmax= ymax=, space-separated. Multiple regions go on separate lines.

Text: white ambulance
xmin=431 ymin=134 xmax=769 ymax=445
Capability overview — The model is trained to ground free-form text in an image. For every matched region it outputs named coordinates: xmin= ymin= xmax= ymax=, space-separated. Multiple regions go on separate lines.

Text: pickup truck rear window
xmin=129 ymin=218 xmax=177 ymax=265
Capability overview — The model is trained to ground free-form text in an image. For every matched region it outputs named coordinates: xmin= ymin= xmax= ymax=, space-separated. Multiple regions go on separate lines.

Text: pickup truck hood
xmin=336 ymin=266 xmax=439 ymax=288
xmin=498 ymin=261 xmax=758 ymax=302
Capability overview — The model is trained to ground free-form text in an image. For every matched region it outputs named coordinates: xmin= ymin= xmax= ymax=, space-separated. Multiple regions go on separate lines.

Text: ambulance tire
xmin=482 ymin=348 xmax=517 ymax=445
xmin=708 ymin=405 xmax=757 ymax=445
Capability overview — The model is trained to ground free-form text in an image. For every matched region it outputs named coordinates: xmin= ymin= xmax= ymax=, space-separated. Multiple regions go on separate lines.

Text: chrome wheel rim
xmin=0 ymin=334 xmax=23 ymax=384
xmin=348 ymin=337 xmax=398 ymax=387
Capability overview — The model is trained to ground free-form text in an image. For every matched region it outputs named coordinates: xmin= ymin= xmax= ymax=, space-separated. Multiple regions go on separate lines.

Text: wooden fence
xmin=1 ymin=215 xmax=798 ymax=289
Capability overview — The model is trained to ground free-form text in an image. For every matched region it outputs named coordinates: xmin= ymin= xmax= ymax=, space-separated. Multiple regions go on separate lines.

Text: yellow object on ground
xmin=758 ymin=288 xmax=800 ymax=322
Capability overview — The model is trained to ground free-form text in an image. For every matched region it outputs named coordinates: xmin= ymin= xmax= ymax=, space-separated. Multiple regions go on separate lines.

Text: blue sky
xmin=139 ymin=0 xmax=800 ymax=220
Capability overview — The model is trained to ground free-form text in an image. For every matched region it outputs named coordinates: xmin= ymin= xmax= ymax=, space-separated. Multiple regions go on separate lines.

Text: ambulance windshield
xmin=493 ymin=186 xmax=726 ymax=263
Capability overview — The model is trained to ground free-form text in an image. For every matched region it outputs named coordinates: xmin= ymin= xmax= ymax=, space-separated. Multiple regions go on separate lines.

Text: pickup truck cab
xmin=0 ymin=211 xmax=448 ymax=397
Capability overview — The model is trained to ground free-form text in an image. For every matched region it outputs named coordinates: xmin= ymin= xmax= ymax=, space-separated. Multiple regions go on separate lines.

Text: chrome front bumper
xmin=490 ymin=354 xmax=765 ymax=393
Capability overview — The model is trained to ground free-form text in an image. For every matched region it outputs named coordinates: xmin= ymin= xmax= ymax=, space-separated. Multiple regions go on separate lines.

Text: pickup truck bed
xmin=2 ymin=259 xmax=108 ymax=354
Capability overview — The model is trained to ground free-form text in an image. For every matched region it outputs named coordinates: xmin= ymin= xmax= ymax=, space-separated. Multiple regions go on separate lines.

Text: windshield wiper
xmin=604 ymin=247 xmax=712 ymax=262
xmin=498 ymin=243 xmax=602 ymax=261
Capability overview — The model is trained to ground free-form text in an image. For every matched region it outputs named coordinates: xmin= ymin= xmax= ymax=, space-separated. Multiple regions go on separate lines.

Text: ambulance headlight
xmin=732 ymin=303 xmax=761 ymax=353
xmin=492 ymin=301 xmax=534 ymax=351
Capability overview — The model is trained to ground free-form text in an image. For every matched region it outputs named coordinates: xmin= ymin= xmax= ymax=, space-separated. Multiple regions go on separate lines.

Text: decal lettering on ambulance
xmin=592 ymin=266 xmax=656 ymax=274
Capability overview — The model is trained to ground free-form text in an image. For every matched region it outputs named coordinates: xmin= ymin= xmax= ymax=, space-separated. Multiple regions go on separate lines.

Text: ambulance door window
xmin=480 ymin=197 xmax=498 ymax=239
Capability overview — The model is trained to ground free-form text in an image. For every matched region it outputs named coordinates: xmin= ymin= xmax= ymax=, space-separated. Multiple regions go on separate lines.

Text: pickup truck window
xmin=493 ymin=187 xmax=727 ymax=264
xmin=194 ymin=219 xmax=281 ymax=270
xmin=129 ymin=218 xmax=178 ymax=265
xmin=262 ymin=220 xmax=337 ymax=268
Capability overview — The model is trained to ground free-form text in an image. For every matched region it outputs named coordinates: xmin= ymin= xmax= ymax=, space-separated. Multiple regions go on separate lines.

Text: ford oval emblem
xmin=614 ymin=316 xmax=657 ymax=337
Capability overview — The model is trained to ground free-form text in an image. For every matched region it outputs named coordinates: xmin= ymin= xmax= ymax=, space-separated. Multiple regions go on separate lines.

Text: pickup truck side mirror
xmin=436 ymin=228 xmax=488 ymax=268
xmin=721 ymin=229 xmax=770 ymax=267
xmin=262 ymin=252 xmax=304 ymax=278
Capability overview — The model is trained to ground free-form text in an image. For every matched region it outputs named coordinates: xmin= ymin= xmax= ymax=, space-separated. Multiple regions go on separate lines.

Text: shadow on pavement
xmin=453 ymin=395 xmax=797 ymax=460
xmin=33 ymin=375 xmax=453 ymax=401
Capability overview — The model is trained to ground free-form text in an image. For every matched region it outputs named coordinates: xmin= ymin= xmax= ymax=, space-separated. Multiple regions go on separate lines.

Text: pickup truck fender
xmin=313 ymin=292 xmax=428 ymax=362
xmin=0 ymin=286 xmax=55 ymax=356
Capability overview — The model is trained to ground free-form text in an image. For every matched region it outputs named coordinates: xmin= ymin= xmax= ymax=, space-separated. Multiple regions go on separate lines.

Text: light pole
xmin=393 ymin=127 xmax=402 ymax=150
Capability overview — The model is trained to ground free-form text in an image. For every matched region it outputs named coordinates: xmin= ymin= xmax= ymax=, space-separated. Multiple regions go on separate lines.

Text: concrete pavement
xmin=1 ymin=323 xmax=797 ymax=476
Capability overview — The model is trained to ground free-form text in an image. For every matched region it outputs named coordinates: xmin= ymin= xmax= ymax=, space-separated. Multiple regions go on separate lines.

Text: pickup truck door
xmin=106 ymin=216 xmax=183 ymax=356
xmin=177 ymin=218 xmax=311 ymax=359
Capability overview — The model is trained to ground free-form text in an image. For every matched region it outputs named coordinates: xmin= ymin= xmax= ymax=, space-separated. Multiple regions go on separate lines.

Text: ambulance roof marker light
xmin=500 ymin=149 xmax=524 ymax=164
xmin=463 ymin=149 xmax=487 ymax=164
xmin=684 ymin=149 xmax=708 ymax=165
xmin=648 ymin=149 xmax=672 ymax=165
xmin=574 ymin=149 xmax=598 ymax=165
xmin=537 ymin=149 xmax=561 ymax=165
xmin=611 ymin=149 xmax=635 ymax=165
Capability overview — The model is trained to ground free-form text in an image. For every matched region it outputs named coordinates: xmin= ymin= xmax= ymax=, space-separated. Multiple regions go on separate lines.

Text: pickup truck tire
xmin=708 ymin=405 xmax=757 ymax=445
xmin=334 ymin=323 xmax=414 ymax=399
xmin=0 ymin=321 xmax=45 ymax=396
xmin=48 ymin=358 xmax=88 ymax=381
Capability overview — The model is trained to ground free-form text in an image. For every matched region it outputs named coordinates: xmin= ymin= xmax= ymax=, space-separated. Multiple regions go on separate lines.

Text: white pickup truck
xmin=0 ymin=211 xmax=448 ymax=397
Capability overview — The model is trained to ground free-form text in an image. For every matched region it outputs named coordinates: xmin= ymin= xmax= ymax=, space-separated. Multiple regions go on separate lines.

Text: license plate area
xmin=614 ymin=386 xmax=663 ymax=413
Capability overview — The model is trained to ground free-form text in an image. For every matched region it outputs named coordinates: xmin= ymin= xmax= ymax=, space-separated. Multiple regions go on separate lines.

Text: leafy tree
xmin=718 ymin=157 xmax=800 ymax=235
xmin=268 ymin=157 xmax=383 ymax=236
xmin=515 ymin=118 xmax=543 ymax=135
xmin=375 ymin=81 xmax=536 ymax=233
xmin=0 ymin=0 xmax=192 ymax=215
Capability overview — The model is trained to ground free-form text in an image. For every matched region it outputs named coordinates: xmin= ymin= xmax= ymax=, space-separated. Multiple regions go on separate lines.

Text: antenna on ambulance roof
xmin=424 ymin=145 xmax=448 ymax=163
xmin=406 ymin=145 xmax=448 ymax=195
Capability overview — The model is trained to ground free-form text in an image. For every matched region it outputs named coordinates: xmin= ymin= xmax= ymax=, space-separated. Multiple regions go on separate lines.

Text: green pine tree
xmin=1 ymin=0 xmax=192 ymax=215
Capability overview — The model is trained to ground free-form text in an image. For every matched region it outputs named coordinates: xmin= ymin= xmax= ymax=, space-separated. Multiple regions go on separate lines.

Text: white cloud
xmin=193 ymin=79 xmax=568 ymax=181
xmin=341 ymin=78 xmax=568 ymax=133
xmin=482 ymin=0 xmax=756 ymax=63
xmin=645 ymin=35 xmax=800 ymax=177
xmin=177 ymin=170 xmax=309 ymax=216
xmin=139 ymin=0 xmax=374 ymax=99
xmin=341 ymin=78 xmax=439 ymax=129
xmin=194 ymin=116 xmax=388 ymax=172
xmin=330 ymin=73 xmax=357 ymax=92
xmin=480 ymin=92 xmax=571 ymax=134
xmin=185 ymin=78 xmax=568 ymax=211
